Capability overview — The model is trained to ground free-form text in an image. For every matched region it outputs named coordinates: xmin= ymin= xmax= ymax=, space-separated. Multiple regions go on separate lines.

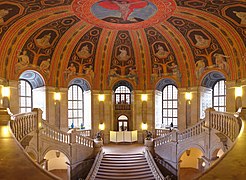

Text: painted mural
xmin=66 ymin=27 xmax=102 ymax=83
xmin=91 ymin=0 xmax=157 ymax=24
xmin=109 ymin=31 xmax=137 ymax=86
xmin=145 ymin=27 xmax=180 ymax=84
xmin=168 ymin=17 xmax=230 ymax=80
xmin=72 ymin=0 xmax=176 ymax=29
xmin=0 ymin=0 xmax=245 ymax=89
xmin=14 ymin=16 xmax=79 ymax=78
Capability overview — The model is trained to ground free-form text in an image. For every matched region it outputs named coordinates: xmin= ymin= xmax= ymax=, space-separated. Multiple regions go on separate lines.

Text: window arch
xmin=68 ymin=78 xmax=91 ymax=129
xmin=162 ymin=85 xmax=178 ymax=128
xmin=155 ymin=78 xmax=178 ymax=129
xmin=213 ymin=79 xmax=226 ymax=112
xmin=115 ymin=86 xmax=131 ymax=104
xmin=19 ymin=79 xmax=32 ymax=113
xmin=200 ymin=72 xmax=226 ymax=118
xmin=18 ymin=70 xmax=45 ymax=117
xmin=68 ymin=85 xmax=84 ymax=128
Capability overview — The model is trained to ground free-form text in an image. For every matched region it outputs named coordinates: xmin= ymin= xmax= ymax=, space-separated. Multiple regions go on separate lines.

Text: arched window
xmin=114 ymin=85 xmax=131 ymax=110
xmin=18 ymin=70 xmax=45 ymax=117
xmin=19 ymin=79 xmax=32 ymax=113
xmin=200 ymin=72 xmax=226 ymax=118
xmin=213 ymin=80 xmax=226 ymax=112
xmin=68 ymin=85 xmax=83 ymax=128
xmin=162 ymin=85 xmax=178 ymax=128
xmin=68 ymin=78 xmax=91 ymax=129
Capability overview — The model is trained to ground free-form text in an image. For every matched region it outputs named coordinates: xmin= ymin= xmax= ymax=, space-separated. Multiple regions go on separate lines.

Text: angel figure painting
xmin=91 ymin=0 xmax=157 ymax=24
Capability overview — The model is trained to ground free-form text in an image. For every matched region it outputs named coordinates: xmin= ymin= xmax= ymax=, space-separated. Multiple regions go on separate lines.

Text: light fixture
xmin=55 ymin=151 xmax=60 ymax=158
xmin=2 ymin=86 xmax=10 ymax=97
xmin=142 ymin=123 xmax=147 ymax=131
xmin=98 ymin=94 xmax=105 ymax=102
xmin=141 ymin=94 xmax=148 ymax=101
xmin=235 ymin=86 xmax=242 ymax=98
xmin=202 ymin=161 xmax=206 ymax=167
xmin=54 ymin=92 xmax=61 ymax=101
xmin=99 ymin=123 xmax=105 ymax=131
xmin=186 ymin=149 xmax=191 ymax=156
xmin=185 ymin=92 xmax=192 ymax=100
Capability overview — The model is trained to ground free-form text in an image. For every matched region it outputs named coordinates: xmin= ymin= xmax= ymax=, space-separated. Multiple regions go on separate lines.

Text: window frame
xmin=68 ymin=84 xmax=84 ymax=128
xmin=212 ymin=79 xmax=226 ymax=112
xmin=19 ymin=79 xmax=33 ymax=113
xmin=162 ymin=84 xmax=178 ymax=128
xmin=114 ymin=86 xmax=131 ymax=105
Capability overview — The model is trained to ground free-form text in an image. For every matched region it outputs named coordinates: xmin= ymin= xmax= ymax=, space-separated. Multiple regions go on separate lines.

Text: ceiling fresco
xmin=0 ymin=0 xmax=245 ymax=90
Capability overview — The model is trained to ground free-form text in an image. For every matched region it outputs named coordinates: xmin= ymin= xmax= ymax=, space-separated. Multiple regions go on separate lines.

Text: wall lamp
xmin=235 ymin=86 xmax=242 ymax=98
xmin=54 ymin=92 xmax=61 ymax=101
xmin=98 ymin=94 xmax=105 ymax=102
xmin=141 ymin=123 xmax=148 ymax=131
xmin=185 ymin=92 xmax=192 ymax=101
xmin=141 ymin=94 xmax=148 ymax=102
xmin=99 ymin=123 xmax=105 ymax=131
xmin=2 ymin=86 xmax=10 ymax=98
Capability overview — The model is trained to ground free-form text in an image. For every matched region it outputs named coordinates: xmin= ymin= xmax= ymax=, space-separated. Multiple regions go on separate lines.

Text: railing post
xmin=204 ymin=108 xmax=215 ymax=128
xmin=32 ymin=108 xmax=43 ymax=163
xmin=93 ymin=138 xmax=103 ymax=157
xmin=144 ymin=138 xmax=155 ymax=155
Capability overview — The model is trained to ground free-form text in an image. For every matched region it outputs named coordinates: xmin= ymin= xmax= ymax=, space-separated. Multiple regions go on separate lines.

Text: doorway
xmin=118 ymin=115 xmax=128 ymax=131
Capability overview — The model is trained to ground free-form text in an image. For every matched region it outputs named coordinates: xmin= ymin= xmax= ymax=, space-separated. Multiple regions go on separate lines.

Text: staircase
xmin=95 ymin=153 xmax=156 ymax=180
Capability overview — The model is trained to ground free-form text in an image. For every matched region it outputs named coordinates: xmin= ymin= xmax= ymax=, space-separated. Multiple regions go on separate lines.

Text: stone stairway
xmin=95 ymin=153 xmax=156 ymax=180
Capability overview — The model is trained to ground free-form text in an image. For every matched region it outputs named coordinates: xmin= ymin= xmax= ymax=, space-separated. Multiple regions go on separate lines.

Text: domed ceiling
xmin=0 ymin=0 xmax=245 ymax=90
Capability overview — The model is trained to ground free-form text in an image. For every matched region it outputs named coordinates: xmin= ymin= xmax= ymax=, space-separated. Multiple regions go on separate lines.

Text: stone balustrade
xmin=155 ymin=128 xmax=170 ymax=137
xmin=76 ymin=134 xmax=94 ymax=148
xmin=42 ymin=120 xmax=70 ymax=144
xmin=85 ymin=149 xmax=104 ymax=180
xmin=145 ymin=148 xmax=166 ymax=180
xmin=10 ymin=109 xmax=95 ymax=149
xmin=77 ymin=129 xmax=91 ymax=137
xmin=154 ymin=109 xmax=240 ymax=149
xmin=154 ymin=131 xmax=175 ymax=147
xmin=10 ymin=111 xmax=37 ymax=141
xmin=178 ymin=120 xmax=205 ymax=142
xmin=209 ymin=111 xmax=240 ymax=142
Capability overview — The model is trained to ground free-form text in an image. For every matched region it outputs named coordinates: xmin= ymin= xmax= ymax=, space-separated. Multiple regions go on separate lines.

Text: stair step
xmin=98 ymin=167 xmax=151 ymax=173
xmin=95 ymin=174 xmax=155 ymax=180
xmin=97 ymin=171 xmax=153 ymax=177
xmin=104 ymin=154 xmax=143 ymax=157
xmin=101 ymin=159 xmax=147 ymax=164
xmin=103 ymin=157 xmax=145 ymax=161
xmin=100 ymin=162 xmax=148 ymax=167
xmin=98 ymin=165 xmax=150 ymax=170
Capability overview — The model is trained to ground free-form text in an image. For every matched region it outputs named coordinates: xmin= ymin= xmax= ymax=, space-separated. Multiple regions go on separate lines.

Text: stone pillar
xmin=59 ymin=88 xmax=68 ymax=131
xmin=9 ymin=80 xmax=19 ymax=114
xmin=226 ymin=80 xmax=236 ymax=112
xmin=178 ymin=88 xmax=187 ymax=131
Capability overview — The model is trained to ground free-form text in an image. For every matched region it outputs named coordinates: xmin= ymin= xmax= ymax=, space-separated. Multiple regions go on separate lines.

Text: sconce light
xmin=98 ymin=94 xmax=105 ymax=102
xmin=185 ymin=92 xmax=192 ymax=101
xmin=99 ymin=123 xmax=105 ymax=131
xmin=202 ymin=161 xmax=206 ymax=167
xmin=141 ymin=123 xmax=148 ymax=131
xmin=235 ymin=86 xmax=242 ymax=98
xmin=141 ymin=94 xmax=148 ymax=102
xmin=2 ymin=86 xmax=10 ymax=97
xmin=186 ymin=149 xmax=191 ymax=156
xmin=55 ymin=151 xmax=60 ymax=158
xmin=54 ymin=92 xmax=61 ymax=101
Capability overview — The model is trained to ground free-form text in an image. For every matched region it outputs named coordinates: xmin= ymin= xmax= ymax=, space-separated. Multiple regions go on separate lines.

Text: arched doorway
xmin=118 ymin=115 xmax=128 ymax=131
xmin=179 ymin=147 xmax=204 ymax=180
xmin=44 ymin=150 xmax=70 ymax=180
